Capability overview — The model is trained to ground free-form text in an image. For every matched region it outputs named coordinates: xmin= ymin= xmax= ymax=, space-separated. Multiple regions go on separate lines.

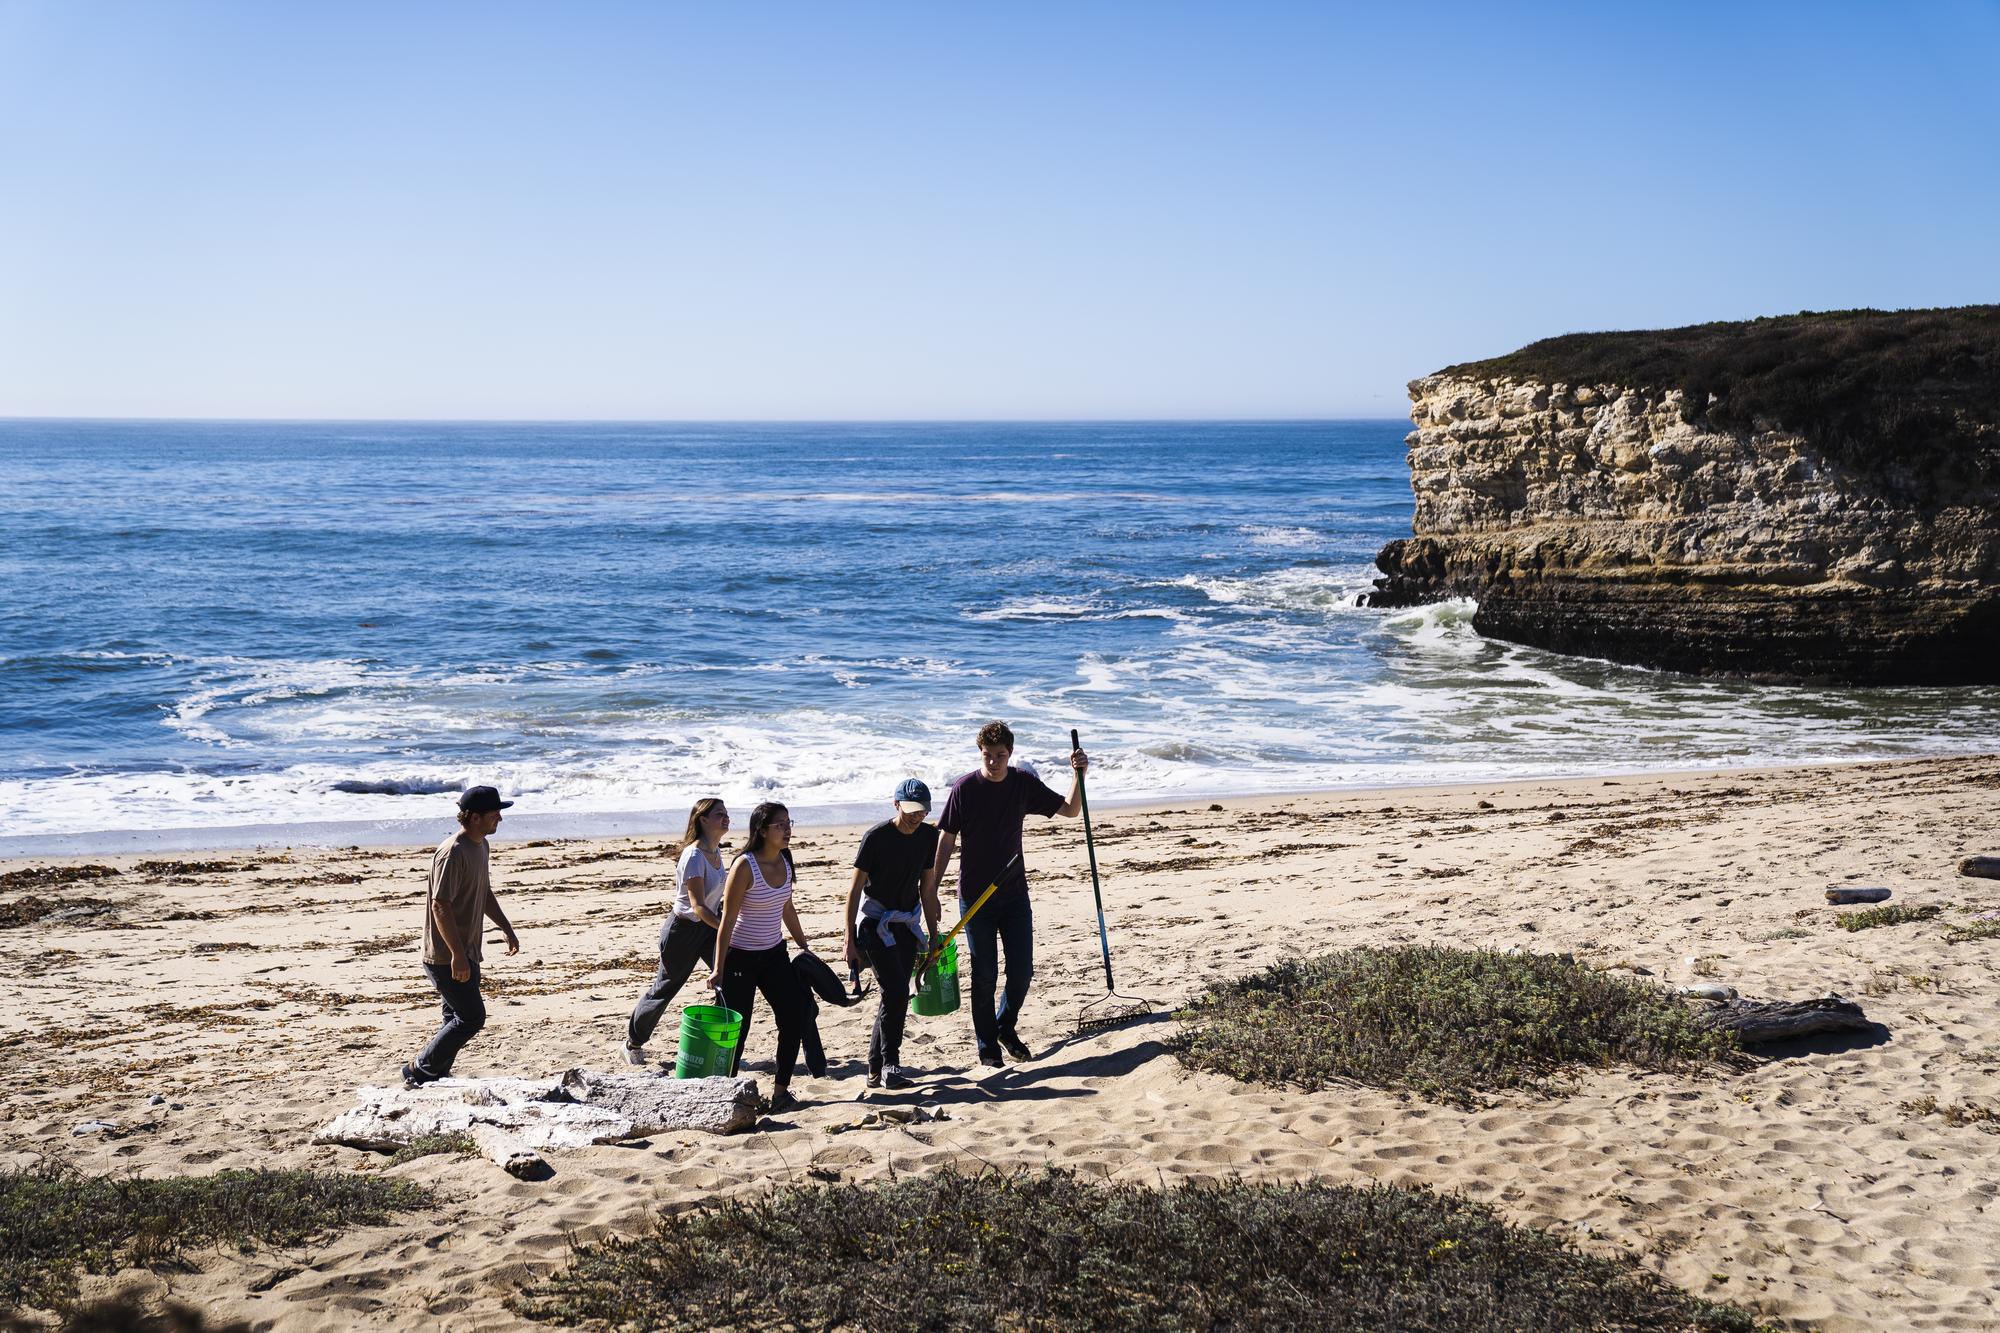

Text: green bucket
xmin=911 ymin=937 xmax=960 ymax=1016
xmin=674 ymin=1003 xmax=743 ymax=1079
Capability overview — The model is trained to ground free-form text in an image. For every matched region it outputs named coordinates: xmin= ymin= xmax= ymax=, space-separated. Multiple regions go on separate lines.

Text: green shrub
xmin=1172 ymin=946 xmax=1736 ymax=1106
xmin=386 ymin=1133 xmax=477 ymax=1166
xmin=0 ymin=1166 xmax=432 ymax=1314
xmin=1835 ymin=904 xmax=1942 ymax=932
xmin=512 ymin=1169 xmax=1755 ymax=1332
xmin=1946 ymin=917 xmax=2000 ymax=944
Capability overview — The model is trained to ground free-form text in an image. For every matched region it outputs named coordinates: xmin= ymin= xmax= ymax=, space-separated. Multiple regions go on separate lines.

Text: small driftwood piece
xmin=1825 ymin=887 xmax=1892 ymax=904
xmin=1698 ymin=995 xmax=1870 ymax=1046
xmin=1958 ymin=856 xmax=2000 ymax=881
xmin=469 ymin=1124 xmax=546 ymax=1178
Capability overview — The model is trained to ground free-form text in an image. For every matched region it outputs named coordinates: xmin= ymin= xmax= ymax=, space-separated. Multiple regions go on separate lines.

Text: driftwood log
xmin=1959 ymin=856 xmax=2000 ymax=880
xmin=1825 ymin=887 xmax=1892 ymax=904
xmin=1698 ymin=995 xmax=1871 ymax=1046
xmin=468 ymin=1124 xmax=548 ymax=1178
xmin=314 ymin=1069 xmax=760 ymax=1173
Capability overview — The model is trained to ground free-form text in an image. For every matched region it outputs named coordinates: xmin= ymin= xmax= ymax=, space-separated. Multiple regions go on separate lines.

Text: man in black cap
xmin=403 ymin=785 xmax=521 ymax=1086
xmin=843 ymin=777 xmax=942 ymax=1088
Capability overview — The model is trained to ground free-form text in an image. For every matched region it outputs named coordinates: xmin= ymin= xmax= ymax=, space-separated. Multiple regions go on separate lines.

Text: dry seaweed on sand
xmin=511 ymin=1169 xmax=1759 ymax=1332
xmin=0 ymin=1164 xmax=433 ymax=1314
xmin=0 ymin=866 xmax=121 ymax=892
xmin=0 ymin=897 xmax=121 ymax=930
xmin=1172 ymin=945 xmax=1739 ymax=1106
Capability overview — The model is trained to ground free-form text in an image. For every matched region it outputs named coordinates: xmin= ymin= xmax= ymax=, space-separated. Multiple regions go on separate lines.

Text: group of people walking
xmin=403 ymin=720 xmax=1089 ymax=1111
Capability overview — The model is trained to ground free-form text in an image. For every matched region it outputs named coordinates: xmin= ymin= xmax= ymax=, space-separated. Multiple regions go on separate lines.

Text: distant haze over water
xmin=3 ymin=419 xmax=1995 ymax=852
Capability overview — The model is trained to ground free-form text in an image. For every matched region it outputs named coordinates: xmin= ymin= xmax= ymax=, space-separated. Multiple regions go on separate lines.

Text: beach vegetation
xmin=1438 ymin=304 xmax=2000 ymax=474
xmin=1835 ymin=904 xmax=1942 ymax=932
xmin=1171 ymin=946 xmax=1737 ymax=1106
xmin=511 ymin=1168 xmax=1758 ymax=1332
xmin=0 ymin=1164 xmax=432 ymax=1314
xmin=385 ymin=1133 xmax=479 ymax=1166
xmin=1945 ymin=917 xmax=2000 ymax=944
xmin=1901 ymin=1095 xmax=2000 ymax=1132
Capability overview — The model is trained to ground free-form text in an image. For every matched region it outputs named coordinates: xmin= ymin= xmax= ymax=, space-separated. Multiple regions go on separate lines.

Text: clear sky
xmin=2 ymin=1 xmax=1996 ymax=420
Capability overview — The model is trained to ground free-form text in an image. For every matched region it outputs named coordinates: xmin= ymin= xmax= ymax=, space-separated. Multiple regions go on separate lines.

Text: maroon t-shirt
xmin=937 ymin=767 xmax=1065 ymax=904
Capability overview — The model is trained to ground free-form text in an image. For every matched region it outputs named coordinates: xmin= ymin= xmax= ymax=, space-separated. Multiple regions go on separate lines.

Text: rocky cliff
xmin=1368 ymin=310 xmax=2000 ymax=683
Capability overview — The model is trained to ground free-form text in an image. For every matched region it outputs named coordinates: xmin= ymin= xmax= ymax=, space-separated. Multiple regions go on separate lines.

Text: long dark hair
xmin=681 ymin=797 xmax=725 ymax=851
xmin=740 ymin=801 xmax=793 ymax=867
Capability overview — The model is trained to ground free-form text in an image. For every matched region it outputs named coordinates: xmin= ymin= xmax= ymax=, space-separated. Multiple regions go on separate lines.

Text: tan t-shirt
xmin=422 ymin=833 xmax=492 ymax=966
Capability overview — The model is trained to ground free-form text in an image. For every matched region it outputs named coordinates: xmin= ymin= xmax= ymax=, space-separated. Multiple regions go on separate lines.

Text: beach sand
xmin=4 ymin=754 xmax=1998 ymax=1331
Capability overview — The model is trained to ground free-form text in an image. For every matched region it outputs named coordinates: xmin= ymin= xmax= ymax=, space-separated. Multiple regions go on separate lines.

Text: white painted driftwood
xmin=314 ymin=1069 xmax=759 ymax=1173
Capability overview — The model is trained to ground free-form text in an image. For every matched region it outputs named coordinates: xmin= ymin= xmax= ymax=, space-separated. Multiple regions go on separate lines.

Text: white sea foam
xmin=1240 ymin=524 xmax=1323 ymax=549
xmin=1158 ymin=566 xmax=1376 ymax=612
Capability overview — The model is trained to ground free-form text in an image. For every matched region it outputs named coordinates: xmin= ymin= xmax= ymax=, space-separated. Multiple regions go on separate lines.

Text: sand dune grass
xmin=0 ymin=1165 xmax=432 ymax=1314
xmin=1172 ymin=946 xmax=1737 ymax=1106
xmin=513 ymin=1168 xmax=1757 ymax=1332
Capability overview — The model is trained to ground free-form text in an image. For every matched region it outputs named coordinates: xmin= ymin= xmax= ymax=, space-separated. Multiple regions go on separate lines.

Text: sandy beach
xmin=4 ymin=754 xmax=1998 ymax=1331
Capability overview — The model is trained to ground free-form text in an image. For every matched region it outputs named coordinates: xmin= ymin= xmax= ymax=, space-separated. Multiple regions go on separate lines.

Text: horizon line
xmin=0 ymin=413 xmax=1414 ymax=426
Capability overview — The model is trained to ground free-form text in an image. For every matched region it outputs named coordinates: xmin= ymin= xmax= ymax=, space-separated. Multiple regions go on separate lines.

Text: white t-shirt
xmin=673 ymin=843 xmax=729 ymax=921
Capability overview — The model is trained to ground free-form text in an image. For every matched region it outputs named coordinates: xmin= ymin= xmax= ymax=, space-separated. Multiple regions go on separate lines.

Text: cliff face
xmin=1369 ymin=374 xmax=2000 ymax=683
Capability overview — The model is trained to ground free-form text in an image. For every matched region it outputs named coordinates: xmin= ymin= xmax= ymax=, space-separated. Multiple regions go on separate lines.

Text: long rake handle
xmin=1073 ymin=727 xmax=1115 ymax=993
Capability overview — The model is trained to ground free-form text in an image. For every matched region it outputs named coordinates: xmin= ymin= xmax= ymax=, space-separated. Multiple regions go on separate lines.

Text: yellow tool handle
xmin=917 ymin=852 xmax=1021 ymax=975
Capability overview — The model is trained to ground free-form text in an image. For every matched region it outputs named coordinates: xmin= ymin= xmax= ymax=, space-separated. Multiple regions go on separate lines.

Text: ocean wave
xmin=1154 ymin=566 xmax=1377 ymax=612
xmin=964 ymin=596 xmax=1107 ymax=622
xmin=330 ymin=776 xmax=468 ymax=796
xmin=1239 ymin=524 xmax=1323 ymax=549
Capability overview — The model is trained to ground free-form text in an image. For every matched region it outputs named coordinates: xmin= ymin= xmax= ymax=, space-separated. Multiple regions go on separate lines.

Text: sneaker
xmin=883 ymin=1065 xmax=911 ymax=1089
xmin=866 ymin=1068 xmax=883 ymax=1089
xmin=999 ymin=1033 xmax=1033 ymax=1062
xmin=623 ymin=1043 xmax=648 ymax=1067
xmin=764 ymin=1087 xmax=801 ymax=1114
xmin=977 ymin=1050 xmax=1004 ymax=1069
xmin=400 ymin=1062 xmax=429 ymax=1089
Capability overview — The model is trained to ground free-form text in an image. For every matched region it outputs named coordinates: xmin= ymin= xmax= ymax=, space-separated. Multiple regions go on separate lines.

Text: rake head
xmin=1077 ymin=988 xmax=1154 ymax=1033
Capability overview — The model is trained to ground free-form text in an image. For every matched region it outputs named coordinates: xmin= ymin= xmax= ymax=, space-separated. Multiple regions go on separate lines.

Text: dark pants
xmin=720 ymin=943 xmax=811 ymax=1088
xmin=626 ymin=914 xmax=718 ymax=1048
xmin=963 ymin=893 xmax=1033 ymax=1059
xmin=414 ymin=961 xmax=485 ymax=1079
xmin=860 ymin=920 xmax=923 ymax=1073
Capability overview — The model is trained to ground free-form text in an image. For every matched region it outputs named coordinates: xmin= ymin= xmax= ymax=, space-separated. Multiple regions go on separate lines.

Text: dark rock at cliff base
xmin=1367 ymin=307 xmax=2000 ymax=684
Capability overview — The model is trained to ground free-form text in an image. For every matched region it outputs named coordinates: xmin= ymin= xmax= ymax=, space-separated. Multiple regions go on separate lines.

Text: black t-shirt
xmin=852 ymin=818 xmax=942 ymax=914
xmin=937 ymin=767 xmax=1065 ymax=903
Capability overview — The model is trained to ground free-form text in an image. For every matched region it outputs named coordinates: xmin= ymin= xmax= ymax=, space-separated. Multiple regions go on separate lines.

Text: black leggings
xmin=720 ymin=943 xmax=811 ymax=1087
xmin=861 ymin=921 xmax=922 ymax=1071
xmin=626 ymin=914 xmax=717 ymax=1049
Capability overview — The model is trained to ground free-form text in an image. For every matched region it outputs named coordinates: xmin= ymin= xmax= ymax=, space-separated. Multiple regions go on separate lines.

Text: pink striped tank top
xmin=730 ymin=851 xmax=792 ymax=951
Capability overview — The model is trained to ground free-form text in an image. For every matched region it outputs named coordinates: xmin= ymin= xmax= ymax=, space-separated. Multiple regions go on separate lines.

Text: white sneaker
xmin=623 ymin=1043 xmax=648 ymax=1066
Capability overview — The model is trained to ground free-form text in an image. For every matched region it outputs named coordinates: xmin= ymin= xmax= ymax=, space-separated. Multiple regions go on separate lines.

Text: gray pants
xmin=627 ymin=914 xmax=718 ymax=1048
xmin=414 ymin=961 xmax=484 ymax=1078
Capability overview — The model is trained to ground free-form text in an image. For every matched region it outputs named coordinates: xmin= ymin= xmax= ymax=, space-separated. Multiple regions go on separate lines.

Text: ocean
xmin=3 ymin=418 xmax=1994 ymax=853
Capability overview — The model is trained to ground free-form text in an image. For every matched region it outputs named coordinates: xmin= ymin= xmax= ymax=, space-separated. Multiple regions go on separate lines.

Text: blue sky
xmin=1 ymin=1 xmax=1995 ymax=419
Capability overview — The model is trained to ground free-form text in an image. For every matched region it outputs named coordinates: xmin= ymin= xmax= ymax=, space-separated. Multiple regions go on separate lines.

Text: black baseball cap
xmin=458 ymin=785 xmax=514 ymax=813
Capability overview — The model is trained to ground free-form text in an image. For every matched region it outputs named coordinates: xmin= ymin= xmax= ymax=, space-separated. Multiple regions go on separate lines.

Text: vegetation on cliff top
xmin=1436 ymin=305 xmax=2000 ymax=471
